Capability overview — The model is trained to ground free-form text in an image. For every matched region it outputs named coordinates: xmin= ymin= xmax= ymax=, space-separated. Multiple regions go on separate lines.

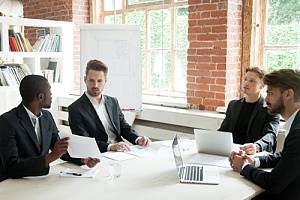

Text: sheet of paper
xmin=58 ymin=132 xmax=101 ymax=158
xmin=126 ymin=145 xmax=154 ymax=157
xmin=60 ymin=168 xmax=99 ymax=178
xmin=102 ymin=151 xmax=136 ymax=161
xmin=188 ymin=153 xmax=230 ymax=168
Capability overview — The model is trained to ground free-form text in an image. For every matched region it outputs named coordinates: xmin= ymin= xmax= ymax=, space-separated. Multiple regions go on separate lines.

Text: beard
xmin=88 ymin=88 xmax=101 ymax=97
xmin=267 ymin=96 xmax=285 ymax=114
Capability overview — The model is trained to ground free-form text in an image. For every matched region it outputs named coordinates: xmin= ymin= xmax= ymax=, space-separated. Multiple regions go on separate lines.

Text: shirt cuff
xmin=107 ymin=144 xmax=113 ymax=151
xmin=254 ymin=158 xmax=260 ymax=168
xmin=241 ymin=158 xmax=260 ymax=170
xmin=135 ymin=136 xmax=142 ymax=144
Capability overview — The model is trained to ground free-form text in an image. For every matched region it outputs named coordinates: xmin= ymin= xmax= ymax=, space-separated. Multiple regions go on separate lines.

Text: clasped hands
xmin=229 ymin=150 xmax=256 ymax=172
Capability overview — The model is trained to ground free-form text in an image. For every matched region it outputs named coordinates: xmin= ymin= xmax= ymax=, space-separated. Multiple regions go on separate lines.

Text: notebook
xmin=172 ymin=135 xmax=220 ymax=184
xmin=194 ymin=129 xmax=234 ymax=156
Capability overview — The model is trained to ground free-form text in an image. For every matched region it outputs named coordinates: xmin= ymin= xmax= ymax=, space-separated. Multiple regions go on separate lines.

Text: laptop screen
xmin=172 ymin=135 xmax=184 ymax=170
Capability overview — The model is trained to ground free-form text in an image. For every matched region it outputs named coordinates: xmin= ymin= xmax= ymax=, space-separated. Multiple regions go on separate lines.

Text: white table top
xmin=0 ymin=141 xmax=263 ymax=200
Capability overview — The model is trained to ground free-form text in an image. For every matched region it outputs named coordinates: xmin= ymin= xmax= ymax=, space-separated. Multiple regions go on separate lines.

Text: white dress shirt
xmin=85 ymin=92 xmax=117 ymax=145
xmin=23 ymin=105 xmax=42 ymax=145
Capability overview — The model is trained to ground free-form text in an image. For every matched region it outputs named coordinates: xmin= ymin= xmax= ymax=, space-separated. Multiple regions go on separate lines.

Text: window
xmin=264 ymin=0 xmax=300 ymax=71
xmin=95 ymin=0 xmax=188 ymax=105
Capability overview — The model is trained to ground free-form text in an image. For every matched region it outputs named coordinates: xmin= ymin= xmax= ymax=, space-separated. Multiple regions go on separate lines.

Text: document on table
xmin=58 ymin=132 xmax=101 ymax=158
xmin=188 ymin=153 xmax=230 ymax=168
xmin=60 ymin=168 xmax=99 ymax=178
xmin=126 ymin=145 xmax=154 ymax=157
xmin=102 ymin=152 xmax=136 ymax=161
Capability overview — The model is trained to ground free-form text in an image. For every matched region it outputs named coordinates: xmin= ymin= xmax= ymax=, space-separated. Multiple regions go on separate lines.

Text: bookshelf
xmin=0 ymin=16 xmax=73 ymax=115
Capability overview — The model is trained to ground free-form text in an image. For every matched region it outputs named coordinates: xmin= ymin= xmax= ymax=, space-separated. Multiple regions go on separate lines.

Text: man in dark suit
xmin=68 ymin=60 xmax=151 ymax=153
xmin=219 ymin=67 xmax=280 ymax=154
xmin=230 ymin=69 xmax=300 ymax=199
xmin=0 ymin=75 xmax=99 ymax=181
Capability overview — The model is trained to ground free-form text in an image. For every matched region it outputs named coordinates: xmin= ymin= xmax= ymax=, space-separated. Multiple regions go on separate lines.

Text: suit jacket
xmin=0 ymin=103 xmax=60 ymax=179
xmin=219 ymin=96 xmax=280 ymax=152
xmin=0 ymin=104 xmax=80 ymax=181
xmin=68 ymin=94 xmax=139 ymax=153
xmin=241 ymin=110 xmax=300 ymax=199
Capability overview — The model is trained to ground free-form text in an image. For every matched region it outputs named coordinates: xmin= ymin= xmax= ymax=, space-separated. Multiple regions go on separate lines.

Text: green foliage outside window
xmin=266 ymin=0 xmax=300 ymax=71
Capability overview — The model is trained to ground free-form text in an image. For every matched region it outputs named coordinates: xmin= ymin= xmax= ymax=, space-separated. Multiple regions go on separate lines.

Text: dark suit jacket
xmin=219 ymin=97 xmax=280 ymax=152
xmin=0 ymin=104 xmax=80 ymax=181
xmin=0 ymin=103 xmax=59 ymax=179
xmin=68 ymin=94 xmax=139 ymax=153
xmin=241 ymin=110 xmax=300 ymax=199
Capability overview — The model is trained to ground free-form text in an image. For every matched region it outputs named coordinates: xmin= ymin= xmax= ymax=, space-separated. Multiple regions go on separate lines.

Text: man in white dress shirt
xmin=68 ymin=59 xmax=151 ymax=152
xmin=229 ymin=69 xmax=300 ymax=199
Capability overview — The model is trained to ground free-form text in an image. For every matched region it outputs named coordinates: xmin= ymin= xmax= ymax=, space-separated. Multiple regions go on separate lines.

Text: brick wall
xmin=187 ymin=0 xmax=242 ymax=110
xmin=23 ymin=0 xmax=243 ymax=111
xmin=23 ymin=0 xmax=89 ymax=92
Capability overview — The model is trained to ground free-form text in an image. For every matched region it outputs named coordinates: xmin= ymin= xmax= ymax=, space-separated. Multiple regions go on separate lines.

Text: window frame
xmin=92 ymin=0 xmax=188 ymax=106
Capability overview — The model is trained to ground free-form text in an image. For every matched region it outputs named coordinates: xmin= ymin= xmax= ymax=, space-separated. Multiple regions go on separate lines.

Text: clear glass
xmin=104 ymin=15 xmax=122 ymax=24
xmin=175 ymin=7 xmax=188 ymax=49
xmin=108 ymin=162 xmax=122 ymax=180
xmin=148 ymin=50 xmax=171 ymax=91
xmin=148 ymin=9 xmax=171 ymax=49
xmin=104 ymin=0 xmax=122 ymax=11
xmin=266 ymin=23 xmax=300 ymax=45
xmin=265 ymin=49 xmax=300 ymax=71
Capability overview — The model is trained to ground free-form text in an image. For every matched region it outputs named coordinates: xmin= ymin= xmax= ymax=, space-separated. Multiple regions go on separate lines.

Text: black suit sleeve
xmin=114 ymin=98 xmax=139 ymax=144
xmin=254 ymin=113 xmax=280 ymax=152
xmin=241 ymin=128 xmax=300 ymax=194
xmin=68 ymin=106 xmax=109 ymax=153
xmin=0 ymin=116 xmax=49 ymax=178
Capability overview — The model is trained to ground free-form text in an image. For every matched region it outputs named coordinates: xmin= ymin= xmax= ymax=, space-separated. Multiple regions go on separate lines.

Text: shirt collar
xmin=23 ymin=104 xmax=43 ymax=121
xmin=283 ymin=108 xmax=300 ymax=134
xmin=85 ymin=91 xmax=104 ymax=107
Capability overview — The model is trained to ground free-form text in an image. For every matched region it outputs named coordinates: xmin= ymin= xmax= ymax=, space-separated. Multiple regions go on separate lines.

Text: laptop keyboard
xmin=179 ymin=165 xmax=203 ymax=182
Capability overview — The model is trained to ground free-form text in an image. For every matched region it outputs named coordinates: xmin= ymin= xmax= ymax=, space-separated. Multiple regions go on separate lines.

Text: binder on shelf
xmin=0 ymin=64 xmax=31 ymax=86
xmin=47 ymin=61 xmax=59 ymax=82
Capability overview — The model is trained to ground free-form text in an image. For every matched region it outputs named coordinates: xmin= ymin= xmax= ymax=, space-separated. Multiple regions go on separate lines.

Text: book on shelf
xmin=33 ymin=34 xmax=60 ymax=52
xmin=0 ymin=64 xmax=31 ymax=86
xmin=8 ymin=29 xmax=33 ymax=52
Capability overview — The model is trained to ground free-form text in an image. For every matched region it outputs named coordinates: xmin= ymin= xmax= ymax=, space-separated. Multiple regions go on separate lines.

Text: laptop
xmin=172 ymin=135 xmax=220 ymax=184
xmin=194 ymin=129 xmax=234 ymax=156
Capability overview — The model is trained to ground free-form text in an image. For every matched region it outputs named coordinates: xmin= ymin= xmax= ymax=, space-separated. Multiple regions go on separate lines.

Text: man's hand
xmin=229 ymin=150 xmax=256 ymax=172
xmin=109 ymin=142 xmax=130 ymax=152
xmin=137 ymin=136 xmax=151 ymax=146
xmin=45 ymin=137 xmax=69 ymax=166
xmin=81 ymin=157 xmax=100 ymax=168
xmin=240 ymin=143 xmax=258 ymax=155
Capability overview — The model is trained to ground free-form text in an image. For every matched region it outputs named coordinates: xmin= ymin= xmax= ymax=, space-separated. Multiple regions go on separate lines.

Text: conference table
xmin=0 ymin=140 xmax=263 ymax=200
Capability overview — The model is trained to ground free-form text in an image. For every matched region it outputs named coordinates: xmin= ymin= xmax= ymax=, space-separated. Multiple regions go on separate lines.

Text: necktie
xmin=32 ymin=118 xmax=41 ymax=144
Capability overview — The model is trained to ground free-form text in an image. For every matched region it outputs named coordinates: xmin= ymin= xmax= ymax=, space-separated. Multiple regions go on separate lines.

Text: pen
xmin=65 ymin=172 xmax=82 ymax=176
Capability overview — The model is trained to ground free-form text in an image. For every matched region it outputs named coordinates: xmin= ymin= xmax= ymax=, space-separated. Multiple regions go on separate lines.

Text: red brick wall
xmin=72 ymin=0 xmax=90 ymax=92
xmin=187 ymin=0 xmax=242 ymax=110
xmin=23 ymin=0 xmax=89 ymax=92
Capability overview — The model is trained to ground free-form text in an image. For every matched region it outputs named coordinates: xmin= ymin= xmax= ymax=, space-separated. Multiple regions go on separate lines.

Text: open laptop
xmin=194 ymin=129 xmax=234 ymax=156
xmin=172 ymin=135 xmax=220 ymax=184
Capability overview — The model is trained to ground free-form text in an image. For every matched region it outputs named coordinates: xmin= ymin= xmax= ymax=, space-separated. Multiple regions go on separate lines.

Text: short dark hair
xmin=85 ymin=59 xmax=108 ymax=76
xmin=246 ymin=67 xmax=265 ymax=80
xmin=264 ymin=69 xmax=300 ymax=101
xmin=19 ymin=75 xmax=49 ymax=104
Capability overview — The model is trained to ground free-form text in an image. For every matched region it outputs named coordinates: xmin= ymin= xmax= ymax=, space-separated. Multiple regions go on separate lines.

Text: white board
xmin=80 ymin=24 xmax=142 ymax=110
